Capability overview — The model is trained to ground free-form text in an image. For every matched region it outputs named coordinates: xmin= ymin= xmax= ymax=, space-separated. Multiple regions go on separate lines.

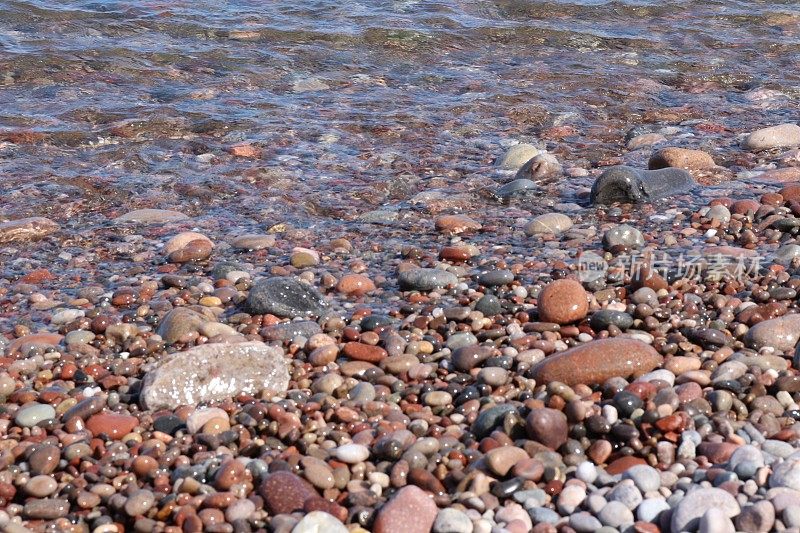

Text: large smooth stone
xmin=670 ymin=487 xmax=740 ymax=532
xmin=590 ymin=166 xmax=695 ymax=205
xmin=373 ymin=485 xmax=438 ymax=533
xmin=141 ymin=341 xmax=289 ymax=410
xmin=0 ymin=217 xmax=59 ymax=243
xmin=744 ymin=314 xmax=800 ymax=352
xmin=245 ymin=277 xmax=328 ymax=318
xmin=743 ymin=124 xmax=800 ymax=151
xmin=530 ymin=338 xmax=663 ymax=386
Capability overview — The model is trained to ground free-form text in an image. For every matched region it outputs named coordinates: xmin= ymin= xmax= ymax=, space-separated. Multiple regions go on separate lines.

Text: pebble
xmin=486 ymin=446 xmax=529 ymax=477
xmin=598 ymin=501 xmax=634 ymax=528
xmin=433 ymin=508 xmax=474 ymax=533
xmin=435 ymin=214 xmax=482 ymax=234
xmin=603 ymin=223 xmax=644 ymax=250
xmin=537 ymin=278 xmax=588 ymax=324
xmin=86 ymin=413 xmax=138 ymax=439
xmin=15 ymin=403 xmax=56 ymax=427
xmin=524 ymin=213 xmax=573 ymax=235
xmin=398 ymin=268 xmax=458 ymax=291
xmin=292 ymin=511 xmax=348 ymax=533
xmin=0 ymin=217 xmax=59 ymax=243
xmin=113 ymin=208 xmax=188 ymax=224
xmin=526 ymin=408 xmax=568 ymax=450
xmin=334 ymin=443 xmax=370 ymax=463
xmin=648 ymin=147 xmax=715 ymax=170
xmin=124 ymin=489 xmax=155 ymax=516
xmin=744 ymin=313 xmax=800 ymax=352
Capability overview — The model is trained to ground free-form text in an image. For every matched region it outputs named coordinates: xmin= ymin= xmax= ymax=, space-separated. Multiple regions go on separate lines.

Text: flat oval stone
xmin=671 ymin=487 xmax=740 ymax=532
xmin=259 ymin=471 xmax=317 ymax=515
xmin=590 ymin=310 xmax=633 ymax=331
xmin=86 ymin=413 xmax=138 ymax=439
xmin=230 ymin=233 xmax=276 ymax=251
xmin=497 ymin=178 xmax=538 ymax=198
xmin=23 ymin=499 xmax=69 ymax=520
xmin=333 ymin=443 xmax=370 ymax=464
xmin=525 ymin=213 xmax=573 ymax=235
xmin=28 ymin=444 xmax=60 ymax=475
xmin=530 ymin=338 xmax=663 ymax=386
xmin=140 ymin=341 xmax=290 ymax=410
xmin=113 ymin=209 xmax=189 ymax=224
xmin=398 ymin=268 xmax=458 ymax=291
xmin=603 ymin=224 xmax=644 ymax=250
xmin=15 ymin=403 xmax=56 ymax=427
xmin=590 ymin=166 xmax=695 ymax=205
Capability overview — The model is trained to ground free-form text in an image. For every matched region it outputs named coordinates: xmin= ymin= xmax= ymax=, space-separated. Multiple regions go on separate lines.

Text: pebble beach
xmin=4 ymin=1 xmax=800 ymax=532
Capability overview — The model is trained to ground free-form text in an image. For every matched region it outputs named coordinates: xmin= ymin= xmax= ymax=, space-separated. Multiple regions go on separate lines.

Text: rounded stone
xmin=671 ymin=487 xmax=740 ymax=532
xmin=526 ymin=408 xmax=568 ymax=450
xmin=333 ymin=443 xmax=370 ymax=464
xmin=603 ymin=224 xmax=645 ymax=250
xmin=486 ymin=446 xmax=529 ymax=477
xmin=433 ymin=508 xmax=473 ymax=533
xmin=537 ymin=279 xmax=588 ymax=324
xmin=398 ymin=268 xmax=458 ymax=291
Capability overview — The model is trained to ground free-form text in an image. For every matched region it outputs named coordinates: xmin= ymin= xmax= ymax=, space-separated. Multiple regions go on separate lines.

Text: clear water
xmin=0 ymin=0 xmax=799 ymax=225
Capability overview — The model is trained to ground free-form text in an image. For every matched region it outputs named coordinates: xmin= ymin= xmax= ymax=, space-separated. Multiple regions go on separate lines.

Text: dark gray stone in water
xmin=590 ymin=166 xmax=695 ymax=205
xmin=475 ymin=295 xmax=502 ymax=315
xmin=261 ymin=320 xmax=322 ymax=341
xmin=496 ymin=179 xmax=537 ymax=198
xmin=246 ymin=277 xmax=328 ymax=318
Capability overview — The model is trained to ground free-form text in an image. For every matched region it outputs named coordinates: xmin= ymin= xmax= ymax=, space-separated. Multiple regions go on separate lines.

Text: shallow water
xmin=0 ymin=0 xmax=799 ymax=294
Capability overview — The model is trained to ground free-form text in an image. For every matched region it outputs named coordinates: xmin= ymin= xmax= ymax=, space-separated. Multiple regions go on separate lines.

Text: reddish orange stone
xmin=530 ymin=338 xmax=662 ymax=386
xmin=606 ymin=456 xmax=647 ymax=475
xmin=86 ymin=413 xmax=138 ymax=439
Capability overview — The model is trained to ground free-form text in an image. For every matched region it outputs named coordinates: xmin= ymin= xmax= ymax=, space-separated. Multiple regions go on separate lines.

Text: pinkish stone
xmin=373 ymin=485 xmax=438 ymax=533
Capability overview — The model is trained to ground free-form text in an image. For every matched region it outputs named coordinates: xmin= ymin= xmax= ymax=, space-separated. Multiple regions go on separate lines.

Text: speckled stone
xmin=259 ymin=471 xmax=317 ymax=515
xmin=530 ymin=338 xmax=663 ymax=386
xmin=648 ymin=147 xmax=715 ymax=170
xmin=140 ymin=341 xmax=289 ymax=410
xmin=373 ymin=485 xmax=438 ymax=533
